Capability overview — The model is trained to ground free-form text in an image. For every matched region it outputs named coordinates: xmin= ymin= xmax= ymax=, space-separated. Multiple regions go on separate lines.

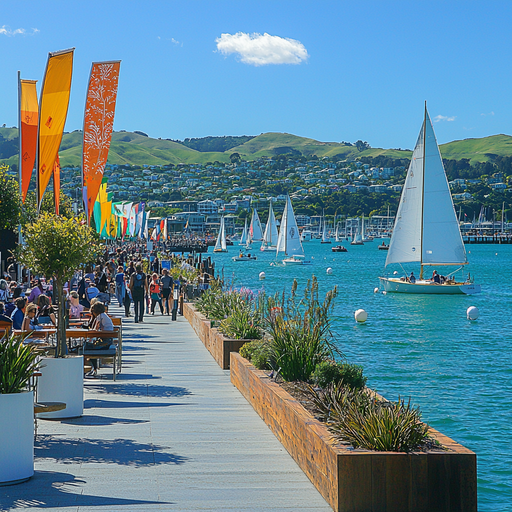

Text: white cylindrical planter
xmin=37 ymin=356 xmax=84 ymax=419
xmin=0 ymin=391 xmax=34 ymax=485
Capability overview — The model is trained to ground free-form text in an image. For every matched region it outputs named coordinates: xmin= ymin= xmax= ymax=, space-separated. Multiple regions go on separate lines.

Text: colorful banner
xmin=82 ymin=60 xmax=121 ymax=223
xmin=19 ymin=78 xmax=38 ymax=202
xmin=53 ymin=155 xmax=61 ymax=215
xmin=37 ymin=48 xmax=74 ymax=209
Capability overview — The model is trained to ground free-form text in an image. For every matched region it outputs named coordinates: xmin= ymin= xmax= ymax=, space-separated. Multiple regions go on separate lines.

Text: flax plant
xmin=306 ymin=384 xmax=431 ymax=452
xmin=265 ymin=276 xmax=339 ymax=382
xmin=0 ymin=333 xmax=40 ymax=394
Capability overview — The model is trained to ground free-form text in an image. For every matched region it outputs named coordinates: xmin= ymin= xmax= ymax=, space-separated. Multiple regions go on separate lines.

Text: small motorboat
xmin=378 ymin=242 xmax=389 ymax=250
xmin=331 ymin=245 xmax=348 ymax=253
xmin=232 ymin=253 xmax=257 ymax=261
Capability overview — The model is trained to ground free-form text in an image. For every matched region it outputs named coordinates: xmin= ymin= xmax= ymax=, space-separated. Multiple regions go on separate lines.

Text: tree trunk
xmin=55 ymin=277 xmax=67 ymax=358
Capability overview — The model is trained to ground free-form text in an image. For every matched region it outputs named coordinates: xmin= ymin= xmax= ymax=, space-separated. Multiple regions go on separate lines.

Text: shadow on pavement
xmin=35 ymin=436 xmax=189 ymax=467
xmin=0 ymin=470 xmax=174 ymax=509
xmin=59 ymin=415 xmax=149 ymax=426
xmin=84 ymin=398 xmax=187 ymax=409
xmin=87 ymin=382 xmax=193 ymax=398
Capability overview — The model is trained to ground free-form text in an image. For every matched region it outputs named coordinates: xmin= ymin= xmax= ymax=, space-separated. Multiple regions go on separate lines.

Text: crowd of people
xmin=0 ymin=244 xmax=215 ymax=331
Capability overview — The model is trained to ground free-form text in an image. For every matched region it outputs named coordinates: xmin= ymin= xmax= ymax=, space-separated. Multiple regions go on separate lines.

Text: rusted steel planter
xmin=230 ymin=352 xmax=477 ymax=512
xmin=183 ymin=302 xmax=248 ymax=369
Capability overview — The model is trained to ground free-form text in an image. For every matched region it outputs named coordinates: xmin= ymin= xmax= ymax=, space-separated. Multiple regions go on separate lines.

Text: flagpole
xmin=17 ymin=71 xmax=23 ymax=281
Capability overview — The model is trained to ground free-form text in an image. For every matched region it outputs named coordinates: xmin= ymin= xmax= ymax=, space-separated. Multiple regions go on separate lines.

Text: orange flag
xmin=82 ymin=61 xmax=121 ymax=223
xmin=37 ymin=48 xmax=74 ymax=209
xmin=19 ymin=78 xmax=38 ymax=202
xmin=53 ymin=155 xmax=61 ymax=215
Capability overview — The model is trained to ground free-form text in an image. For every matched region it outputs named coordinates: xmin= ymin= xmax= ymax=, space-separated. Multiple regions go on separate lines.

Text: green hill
xmin=1 ymin=127 xmax=511 ymax=167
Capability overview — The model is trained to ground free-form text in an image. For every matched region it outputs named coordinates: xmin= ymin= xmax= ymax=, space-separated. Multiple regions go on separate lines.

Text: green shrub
xmin=0 ymin=333 xmax=40 ymax=394
xmin=311 ymin=361 xmax=367 ymax=389
xmin=306 ymin=382 xmax=370 ymax=423
xmin=329 ymin=396 xmax=431 ymax=452
xmin=219 ymin=303 xmax=262 ymax=340
xmin=306 ymin=384 xmax=431 ymax=452
xmin=265 ymin=276 xmax=339 ymax=382
xmin=239 ymin=339 xmax=272 ymax=370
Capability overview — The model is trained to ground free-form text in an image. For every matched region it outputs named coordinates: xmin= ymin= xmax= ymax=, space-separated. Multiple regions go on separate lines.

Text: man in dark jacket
xmin=129 ymin=264 xmax=148 ymax=323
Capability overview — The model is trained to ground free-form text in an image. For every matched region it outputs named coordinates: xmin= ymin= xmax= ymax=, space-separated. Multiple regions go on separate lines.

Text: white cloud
xmin=215 ymin=32 xmax=308 ymax=66
xmin=157 ymin=36 xmax=182 ymax=46
xmin=433 ymin=115 xmax=456 ymax=122
xmin=481 ymin=111 xmax=495 ymax=116
xmin=0 ymin=25 xmax=39 ymax=36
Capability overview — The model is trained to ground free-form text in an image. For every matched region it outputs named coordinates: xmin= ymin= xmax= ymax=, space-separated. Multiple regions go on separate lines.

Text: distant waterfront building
xmin=173 ymin=212 xmax=206 ymax=232
xmin=197 ymin=200 xmax=219 ymax=215
xmin=296 ymin=215 xmax=311 ymax=227
xmin=167 ymin=200 xmax=198 ymax=212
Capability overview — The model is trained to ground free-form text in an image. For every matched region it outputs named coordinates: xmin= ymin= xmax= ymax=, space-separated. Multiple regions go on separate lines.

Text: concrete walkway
xmin=1 ymin=307 xmax=332 ymax=511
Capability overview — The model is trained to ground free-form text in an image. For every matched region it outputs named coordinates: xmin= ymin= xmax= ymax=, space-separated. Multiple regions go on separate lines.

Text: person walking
xmin=129 ymin=264 xmax=148 ymax=323
xmin=160 ymin=268 xmax=173 ymax=315
xmin=149 ymin=273 xmax=164 ymax=315
xmin=114 ymin=266 xmax=126 ymax=307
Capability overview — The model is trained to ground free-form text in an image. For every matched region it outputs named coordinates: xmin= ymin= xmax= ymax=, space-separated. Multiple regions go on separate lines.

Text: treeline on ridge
xmin=168 ymin=135 xmax=256 ymax=152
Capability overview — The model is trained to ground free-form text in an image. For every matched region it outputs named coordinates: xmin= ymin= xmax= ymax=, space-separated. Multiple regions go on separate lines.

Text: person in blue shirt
xmin=10 ymin=297 xmax=27 ymax=330
xmin=0 ymin=302 xmax=12 ymax=323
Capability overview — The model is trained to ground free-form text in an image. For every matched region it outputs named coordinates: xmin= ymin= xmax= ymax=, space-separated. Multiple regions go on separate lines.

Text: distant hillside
xmin=1 ymin=127 xmax=511 ymax=167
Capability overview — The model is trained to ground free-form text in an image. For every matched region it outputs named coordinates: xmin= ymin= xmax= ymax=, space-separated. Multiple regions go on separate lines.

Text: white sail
xmin=248 ymin=208 xmax=264 ymax=244
xmin=321 ymin=212 xmax=328 ymax=242
xmin=261 ymin=201 xmax=278 ymax=249
xmin=239 ymin=218 xmax=247 ymax=245
xmin=276 ymin=196 xmax=304 ymax=257
xmin=214 ymin=216 xmax=227 ymax=251
xmin=386 ymin=109 xmax=466 ymax=268
xmin=335 ymin=222 xmax=339 ymax=242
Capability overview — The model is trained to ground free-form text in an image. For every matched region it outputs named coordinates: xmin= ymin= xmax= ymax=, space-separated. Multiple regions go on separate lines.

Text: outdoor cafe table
xmin=13 ymin=328 xmax=57 ymax=343
xmin=66 ymin=328 xmax=121 ymax=372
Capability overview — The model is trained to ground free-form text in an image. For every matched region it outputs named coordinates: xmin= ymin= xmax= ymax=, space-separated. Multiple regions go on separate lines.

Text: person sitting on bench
xmin=84 ymin=302 xmax=114 ymax=378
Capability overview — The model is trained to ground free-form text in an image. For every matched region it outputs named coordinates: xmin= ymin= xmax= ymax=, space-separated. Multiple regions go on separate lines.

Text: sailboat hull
xmin=379 ymin=277 xmax=481 ymax=295
xmin=260 ymin=245 xmax=277 ymax=252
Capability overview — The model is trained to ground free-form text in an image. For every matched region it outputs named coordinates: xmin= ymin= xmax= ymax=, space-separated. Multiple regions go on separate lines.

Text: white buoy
xmin=326 ymin=267 xmax=333 ymax=275
xmin=259 ymin=272 xmax=266 ymax=280
xmin=374 ymin=287 xmax=379 ymax=293
xmin=467 ymin=306 xmax=479 ymax=320
xmin=393 ymin=270 xmax=398 ymax=275
xmin=354 ymin=309 xmax=368 ymax=323
xmin=382 ymin=291 xmax=387 ymax=295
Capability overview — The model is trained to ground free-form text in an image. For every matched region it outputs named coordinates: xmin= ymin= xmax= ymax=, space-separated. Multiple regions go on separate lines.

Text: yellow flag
xmin=37 ymin=48 xmax=74 ymax=209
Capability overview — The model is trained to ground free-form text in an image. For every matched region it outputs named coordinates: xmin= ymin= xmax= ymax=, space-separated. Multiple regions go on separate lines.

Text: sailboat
xmin=351 ymin=218 xmax=364 ymax=245
xmin=276 ymin=196 xmax=308 ymax=265
xmin=239 ymin=218 xmax=248 ymax=246
xmin=247 ymin=208 xmax=264 ymax=247
xmin=362 ymin=214 xmax=373 ymax=242
xmin=321 ymin=211 xmax=331 ymax=244
xmin=213 ymin=216 xmax=227 ymax=253
xmin=334 ymin=218 xmax=340 ymax=242
xmin=379 ymin=105 xmax=481 ymax=295
xmin=261 ymin=201 xmax=279 ymax=251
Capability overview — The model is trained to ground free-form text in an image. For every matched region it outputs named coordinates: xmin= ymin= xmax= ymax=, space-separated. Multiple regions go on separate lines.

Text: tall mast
xmin=420 ymin=102 xmax=427 ymax=280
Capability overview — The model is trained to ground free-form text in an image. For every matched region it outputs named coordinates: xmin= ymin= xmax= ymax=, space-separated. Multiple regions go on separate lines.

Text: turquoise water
xmin=209 ymin=241 xmax=512 ymax=512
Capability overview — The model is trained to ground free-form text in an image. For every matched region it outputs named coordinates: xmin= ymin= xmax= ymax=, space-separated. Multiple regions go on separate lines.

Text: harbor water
xmin=209 ymin=240 xmax=512 ymax=512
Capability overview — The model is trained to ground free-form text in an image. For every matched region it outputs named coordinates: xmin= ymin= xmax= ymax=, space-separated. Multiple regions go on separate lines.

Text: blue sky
xmin=1 ymin=0 xmax=511 ymax=150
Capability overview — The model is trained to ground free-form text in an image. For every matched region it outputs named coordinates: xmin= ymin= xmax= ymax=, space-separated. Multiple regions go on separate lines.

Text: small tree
xmin=0 ymin=165 xmax=22 ymax=231
xmin=17 ymin=214 xmax=100 ymax=357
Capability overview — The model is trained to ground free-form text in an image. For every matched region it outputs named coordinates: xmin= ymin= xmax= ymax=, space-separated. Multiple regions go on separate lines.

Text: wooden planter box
xmin=183 ymin=302 xmax=248 ymax=369
xmin=230 ymin=352 xmax=477 ymax=512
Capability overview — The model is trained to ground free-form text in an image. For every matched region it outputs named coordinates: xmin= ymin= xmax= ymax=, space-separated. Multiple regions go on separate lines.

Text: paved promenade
xmin=1 ymin=307 xmax=331 ymax=511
